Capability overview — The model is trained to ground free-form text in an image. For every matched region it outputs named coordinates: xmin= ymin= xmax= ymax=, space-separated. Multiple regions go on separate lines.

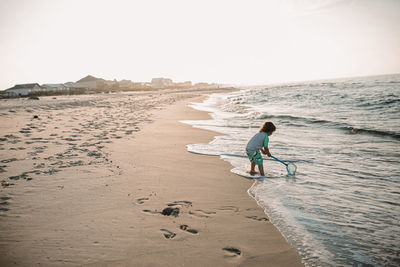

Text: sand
xmin=0 ymin=89 xmax=303 ymax=266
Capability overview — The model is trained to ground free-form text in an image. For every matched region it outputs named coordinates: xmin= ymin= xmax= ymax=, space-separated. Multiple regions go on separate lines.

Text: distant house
xmin=175 ymin=81 xmax=192 ymax=88
xmin=151 ymin=78 xmax=173 ymax=88
xmin=42 ymin=83 xmax=69 ymax=93
xmin=0 ymin=91 xmax=8 ymax=99
xmin=119 ymin=80 xmax=133 ymax=89
xmin=64 ymin=82 xmax=81 ymax=88
xmin=5 ymin=83 xmax=42 ymax=96
xmin=131 ymin=82 xmax=150 ymax=89
xmin=73 ymin=75 xmax=106 ymax=89
xmin=194 ymin=82 xmax=213 ymax=88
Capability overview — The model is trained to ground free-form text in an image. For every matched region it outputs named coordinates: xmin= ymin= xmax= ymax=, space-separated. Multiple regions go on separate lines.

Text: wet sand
xmin=0 ymin=89 xmax=303 ymax=266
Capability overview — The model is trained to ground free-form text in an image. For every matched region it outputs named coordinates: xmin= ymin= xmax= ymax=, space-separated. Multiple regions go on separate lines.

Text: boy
xmin=246 ymin=121 xmax=276 ymax=176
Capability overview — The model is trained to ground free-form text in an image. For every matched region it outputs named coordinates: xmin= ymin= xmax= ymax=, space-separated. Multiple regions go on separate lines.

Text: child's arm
xmin=261 ymin=147 xmax=272 ymax=157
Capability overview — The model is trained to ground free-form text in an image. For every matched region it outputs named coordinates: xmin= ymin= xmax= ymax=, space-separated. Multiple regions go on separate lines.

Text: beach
xmin=0 ymin=89 xmax=302 ymax=266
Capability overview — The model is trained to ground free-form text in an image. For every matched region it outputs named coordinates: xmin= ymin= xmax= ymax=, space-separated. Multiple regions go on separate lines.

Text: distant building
xmin=195 ymin=82 xmax=209 ymax=87
xmin=4 ymin=83 xmax=42 ymax=96
xmin=131 ymin=82 xmax=146 ymax=89
xmin=42 ymin=83 xmax=69 ymax=93
xmin=119 ymin=80 xmax=133 ymax=89
xmin=73 ymin=75 xmax=106 ymax=89
xmin=0 ymin=91 xmax=8 ymax=99
xmin=182 ymin=81 xmax=192 ymax=87
xmin=175 ymin=81 xmax=192 ymax=88
xmin=151 ymin=78 xmax=173 ymax=88
xmin=194 ymin=82 xmax=218 ymax=89
xmin=63 ymin=82 xmax=79 ymax=88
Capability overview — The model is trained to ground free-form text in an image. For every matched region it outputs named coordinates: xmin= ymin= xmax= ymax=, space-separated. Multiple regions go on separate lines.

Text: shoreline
xmin=105 ymin=94 xmax=304 ymax=266
xmin=0 ymin=90 xmax=303 ymax=266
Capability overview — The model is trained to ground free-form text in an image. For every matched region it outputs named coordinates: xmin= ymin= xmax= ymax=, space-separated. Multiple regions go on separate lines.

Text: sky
xmin=0 ymin=0 xmax=399 ymax=89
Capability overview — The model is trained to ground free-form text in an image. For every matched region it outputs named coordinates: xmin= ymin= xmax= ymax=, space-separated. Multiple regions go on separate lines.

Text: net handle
xmin=271 ymin=155 xmax=288 ymax=166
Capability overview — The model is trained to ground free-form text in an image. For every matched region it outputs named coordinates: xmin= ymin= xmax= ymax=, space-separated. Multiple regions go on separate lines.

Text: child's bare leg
xmin=250 ymin=162 xmax=256 ymax=175
xmin=258 ymin=164 xmax=265 ymax=176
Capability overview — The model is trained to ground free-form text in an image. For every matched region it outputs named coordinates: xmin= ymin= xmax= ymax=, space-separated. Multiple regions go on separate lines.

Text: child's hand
xmin=262 ymin=147 xmax=271 ymax=157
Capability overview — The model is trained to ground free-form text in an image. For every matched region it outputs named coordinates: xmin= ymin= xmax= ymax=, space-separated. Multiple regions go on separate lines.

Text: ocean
xmin=182 ymin=74 xmax=400 ymax=266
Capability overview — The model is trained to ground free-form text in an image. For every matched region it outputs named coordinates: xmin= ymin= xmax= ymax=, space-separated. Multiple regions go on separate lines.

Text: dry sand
xmin=0 ymin=89 xmax=303 ymax=266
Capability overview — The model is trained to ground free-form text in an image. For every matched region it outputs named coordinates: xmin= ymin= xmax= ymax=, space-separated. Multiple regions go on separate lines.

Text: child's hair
xmin=259 ymin=121 xmax=276 ymax=134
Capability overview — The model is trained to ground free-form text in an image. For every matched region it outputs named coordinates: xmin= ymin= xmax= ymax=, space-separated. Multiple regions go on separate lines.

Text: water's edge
xmin=182 ymin=97 xmax=307 ymax=265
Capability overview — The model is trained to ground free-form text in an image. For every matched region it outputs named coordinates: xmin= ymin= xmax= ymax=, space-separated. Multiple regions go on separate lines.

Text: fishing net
xmin=287 ymin=162 xmax=297 ymax=176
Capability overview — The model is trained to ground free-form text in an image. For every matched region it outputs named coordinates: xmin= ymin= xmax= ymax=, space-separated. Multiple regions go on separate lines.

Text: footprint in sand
xmin=5 ymin=135 xmax=21 ymax=144
xmin=167 ymin=200 xmax=192 ymax=207
xmin=179 ymin=225 xmax=198 ymax=235
xmin=195 ymin=209 xmax=216 ymax=215
xmin=9 ymin=147 xmax=26 ymax=151
xmin=0 ymin=165 xmax=6 ymax=173
xmin=246 ymin=215 xmax=269 ymax=222
xmin=1 ymin=180 xmax=15 ymax=188
xmin=160 ymin=229 xmax=176 ymax=239
xmin=8 ymin=173 xmax=28 ymax=181
xmin=136 ymin=197 xmax=149 ymax=204
xmin=33 ymin=163 xmax=46 ymax=169
xmin=188 ymin=210 xmax=213 ymax=218
xmin=0 ymin=197 xmax=11 ymax=211
xmin=0 ymin=197 xmax=10 ymax=212
xmin=222 ymin=247 xmax=242 ymax=257
xmin=218 ymin=206 xmax=240 ymax=212
xmin=245 ymin=208 xmax=258 ymax=211
xmin=19 ymin=128 xmax=32 ymax=134
xmin=87 ymin=151 xmax=102 ymax=158
xmin=142 ymin=209 xmax=160 ymax=215
xmin=161 ymin=207 xmax=180 ymax=217
xmin=0 ymin=158 xmax=18 ymax=164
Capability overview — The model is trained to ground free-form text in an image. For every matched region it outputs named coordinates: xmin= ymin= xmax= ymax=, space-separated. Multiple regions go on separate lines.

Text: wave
xmin=356 ymin=97 xmax=400 ymax=108
xmin=265 ymin=114 xmax=400 ymax=140
xmin=381 ymin=98 xmax=400 ymax=106
xmin=343 ymin=126 xmax=400 ymax=140
xmin=188 ymin=110 xmax=400 ymax=141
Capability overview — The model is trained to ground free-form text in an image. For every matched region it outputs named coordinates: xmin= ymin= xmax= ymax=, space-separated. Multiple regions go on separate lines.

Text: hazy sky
xmin=0 ymin=0 xmax=399 ymax=89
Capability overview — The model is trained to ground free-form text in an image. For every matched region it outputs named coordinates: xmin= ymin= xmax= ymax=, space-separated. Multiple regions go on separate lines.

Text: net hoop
xmin=286 ymin=162 xmax=297 ymax=176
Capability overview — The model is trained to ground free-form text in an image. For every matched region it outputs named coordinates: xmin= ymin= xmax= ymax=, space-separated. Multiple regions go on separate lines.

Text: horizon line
xmin=1 ymin=72 xmax=399 ymax=91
